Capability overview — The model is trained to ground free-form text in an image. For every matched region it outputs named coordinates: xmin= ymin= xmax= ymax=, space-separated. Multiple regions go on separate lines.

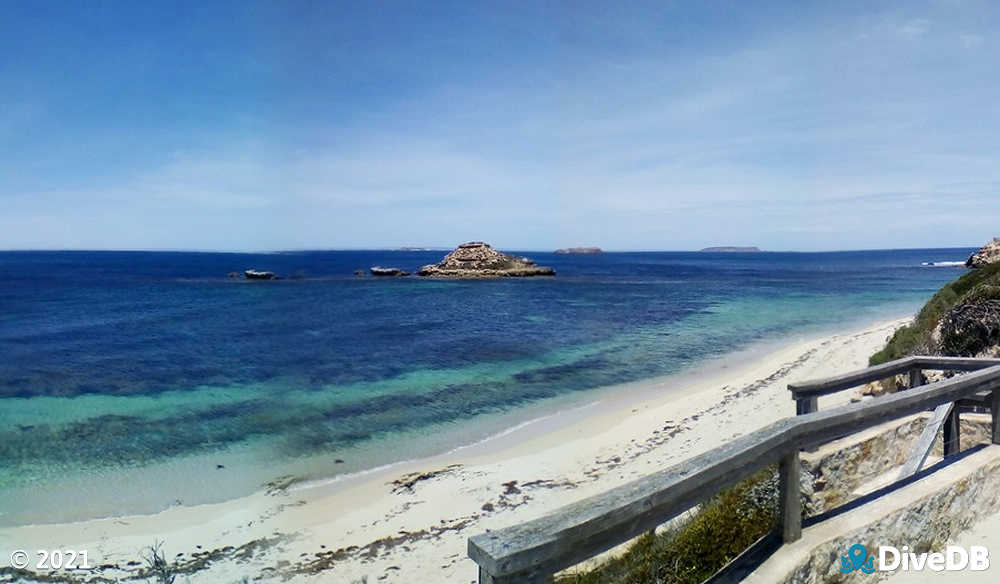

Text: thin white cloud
xmin=897 ymin=18 xmax=931 ymax=38
xmin=960 ymin=33 xmax=984 ymax=47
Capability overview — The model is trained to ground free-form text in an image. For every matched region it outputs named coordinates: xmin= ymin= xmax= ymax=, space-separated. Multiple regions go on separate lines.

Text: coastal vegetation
xmin=558 ymin=467 xmax=782 ymax=584
xmin=141 ymin=541 xmax=176 ymax=584
xmin=870 ymin=259 xmax=1000 ymax=365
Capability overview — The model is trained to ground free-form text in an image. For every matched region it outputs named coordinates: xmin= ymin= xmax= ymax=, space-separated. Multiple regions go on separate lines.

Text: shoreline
xmin=0 ymin=314 xmax=910 ymax=583
xmin=296 ymin=308 xmax=912 ymax=497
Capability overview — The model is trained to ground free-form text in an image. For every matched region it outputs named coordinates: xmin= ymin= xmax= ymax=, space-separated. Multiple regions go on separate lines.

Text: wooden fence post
xmin=909 ymin=368 xmax=922 ymax=389
xmin=943 ymin=404 xmax=960 ymax=457
xmin=779 ymin=451 xmax=801 ymax=543
xmin=992 ymin=391 xmax=1000 ymax=445
xmin=795 ymin=396 xmax=818 ymax=416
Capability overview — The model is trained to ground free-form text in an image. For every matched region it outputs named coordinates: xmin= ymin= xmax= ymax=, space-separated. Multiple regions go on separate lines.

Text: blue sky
xmin=1 ymin=1 xmax=998 ymax=251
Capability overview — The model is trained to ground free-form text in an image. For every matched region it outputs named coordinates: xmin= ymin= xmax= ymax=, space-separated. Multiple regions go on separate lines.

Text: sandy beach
xmin=0 ymin=316 xmax=910 ymax=583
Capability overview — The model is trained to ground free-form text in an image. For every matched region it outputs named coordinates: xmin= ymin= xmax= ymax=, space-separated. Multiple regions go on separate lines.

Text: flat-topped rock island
xmin=417 ymin=242 xmax=555 ymax=278
xmin=699 ymin=246 xmax=761 ymax=252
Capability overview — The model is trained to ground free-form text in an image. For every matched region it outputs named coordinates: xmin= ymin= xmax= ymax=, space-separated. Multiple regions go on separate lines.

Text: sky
xmin=1 ymin=0 xmax=998 ymax=252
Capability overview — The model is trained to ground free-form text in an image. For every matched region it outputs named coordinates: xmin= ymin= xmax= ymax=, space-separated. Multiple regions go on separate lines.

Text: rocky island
xmin=554 ymin=247 xmax=602 ymax=254
xmin=699 ymin=246 xmax=761 ymax=252
xmin=417 ymin=242 xmax=555 ymax=278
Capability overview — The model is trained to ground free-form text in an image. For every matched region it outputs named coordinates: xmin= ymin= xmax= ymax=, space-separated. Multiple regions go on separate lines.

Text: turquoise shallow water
xmin=0 ymin=249 xmax=973 ymax=525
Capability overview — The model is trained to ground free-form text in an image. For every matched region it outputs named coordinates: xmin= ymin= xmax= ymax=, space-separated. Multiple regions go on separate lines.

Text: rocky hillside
xmin=417 ymin=242 xmax=555 ymax=278
xmin=871 ymin=238 xmax=1000 ymax=364
xmin=967 ymin=237 xmax=1000 ymax=268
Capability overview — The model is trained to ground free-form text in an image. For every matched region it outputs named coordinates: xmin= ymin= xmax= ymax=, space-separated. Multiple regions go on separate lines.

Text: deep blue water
xmin=0 ymin=248 xmax=973 ymax=523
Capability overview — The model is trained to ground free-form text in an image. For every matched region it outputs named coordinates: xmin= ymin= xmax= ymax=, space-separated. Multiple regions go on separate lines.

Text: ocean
xmin=0 ymin=248 xmax=973 ymax=525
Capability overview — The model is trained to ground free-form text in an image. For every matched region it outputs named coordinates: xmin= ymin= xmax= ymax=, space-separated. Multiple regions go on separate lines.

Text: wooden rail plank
xmin=787 ymin=356 xmax=1000 ymax=400
xmin=896 ymin=402 xmax=952 ymax=481
xmin=468 ymin=419 xmax=798 ymax=579
xmin=470 ymin=364 xmax=1000 ymax=580
xmin=787 ymin=357 xmax=917 ymax=398
xmin=915 ymin=356 xmax=1000 ymax=371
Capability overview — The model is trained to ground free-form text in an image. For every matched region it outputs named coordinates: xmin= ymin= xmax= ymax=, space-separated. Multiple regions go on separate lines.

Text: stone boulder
xmin=417 ymin=242 xmax=555 ymax=278
xmin=967 ymin=238 xmax=1000 ymax=268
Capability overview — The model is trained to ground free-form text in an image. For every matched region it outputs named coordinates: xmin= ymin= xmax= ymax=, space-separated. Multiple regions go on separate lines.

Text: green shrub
xmin=870 ymin=263 xmax=1000 ymax=365
xmin=557 ymin=467 xmax=780 ymax=584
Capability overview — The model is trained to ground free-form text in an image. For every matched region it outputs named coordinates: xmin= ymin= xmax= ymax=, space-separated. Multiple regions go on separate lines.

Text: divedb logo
xmin=839 ymin=543 xmax=990 ymax=574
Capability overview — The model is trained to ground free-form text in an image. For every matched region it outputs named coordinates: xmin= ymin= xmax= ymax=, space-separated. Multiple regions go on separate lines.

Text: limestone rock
xmin=417 ymin=242 xmax=555 ymax=278
xmin=966 ymin=237 xmax=1000 ymax=268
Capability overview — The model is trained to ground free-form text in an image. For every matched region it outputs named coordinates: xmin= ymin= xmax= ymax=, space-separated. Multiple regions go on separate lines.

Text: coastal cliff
xmin=967 ymin=237 xmax=1000 ymax=268
xmin=418 ymin=242 xmax=555 ymax=278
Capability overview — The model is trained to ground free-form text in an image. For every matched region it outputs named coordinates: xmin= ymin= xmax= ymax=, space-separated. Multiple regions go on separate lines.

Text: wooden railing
xmin=467 ymin=357 xmax=1000 ymax=583
xmin=787 ymin=356 xmax=1000 ymax=415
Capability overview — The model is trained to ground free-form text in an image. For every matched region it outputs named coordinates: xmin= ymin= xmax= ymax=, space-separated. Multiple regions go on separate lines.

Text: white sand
xmin=0 ymin=317 xmax=908 ymax=583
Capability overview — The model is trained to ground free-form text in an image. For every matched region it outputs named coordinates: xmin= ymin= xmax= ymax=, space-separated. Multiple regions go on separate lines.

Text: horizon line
xmin=0 ymin=245 xmax=979 ymax=255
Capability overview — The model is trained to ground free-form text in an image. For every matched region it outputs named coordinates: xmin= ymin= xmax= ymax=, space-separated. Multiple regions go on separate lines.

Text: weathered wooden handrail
xmin=788 ymin=356 xmax=1000 ymax=415
xmin=468 ymin=362 xmax=1000 ymax=583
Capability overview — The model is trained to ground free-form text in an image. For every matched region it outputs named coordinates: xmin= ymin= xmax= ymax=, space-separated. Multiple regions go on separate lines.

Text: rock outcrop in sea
xmin=244 ymin=269 xmax=277 ymax=280
xmin=966 ymin=238 xmax=1000 ymax=268
xmin=554 ymin=247 xmax=602 ymax=254
xmin=370 ymin=266 xmax=409 ymax=277
xmin=417 ymin=242 xmax=555 ymax=278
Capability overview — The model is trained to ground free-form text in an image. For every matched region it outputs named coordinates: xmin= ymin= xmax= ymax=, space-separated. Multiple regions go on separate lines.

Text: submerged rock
xmin=967 ymin=238 xmax=1000 ymax=268
xmin=370 ymin=266 xmax=409 ymax=277
xmin=244 ymin=269 xmax=277 ymax=280
xmin=417 ymin=242 xmax=555 ymax=278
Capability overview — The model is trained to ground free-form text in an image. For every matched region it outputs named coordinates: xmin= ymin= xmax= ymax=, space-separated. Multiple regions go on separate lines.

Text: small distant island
xmin=699 ymin=246 xmax=761 ymax=253
xmin=418 ymin=242 xmax=555 ymax=278
xmin=554 ymin=247 xmax=603 ymax=254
